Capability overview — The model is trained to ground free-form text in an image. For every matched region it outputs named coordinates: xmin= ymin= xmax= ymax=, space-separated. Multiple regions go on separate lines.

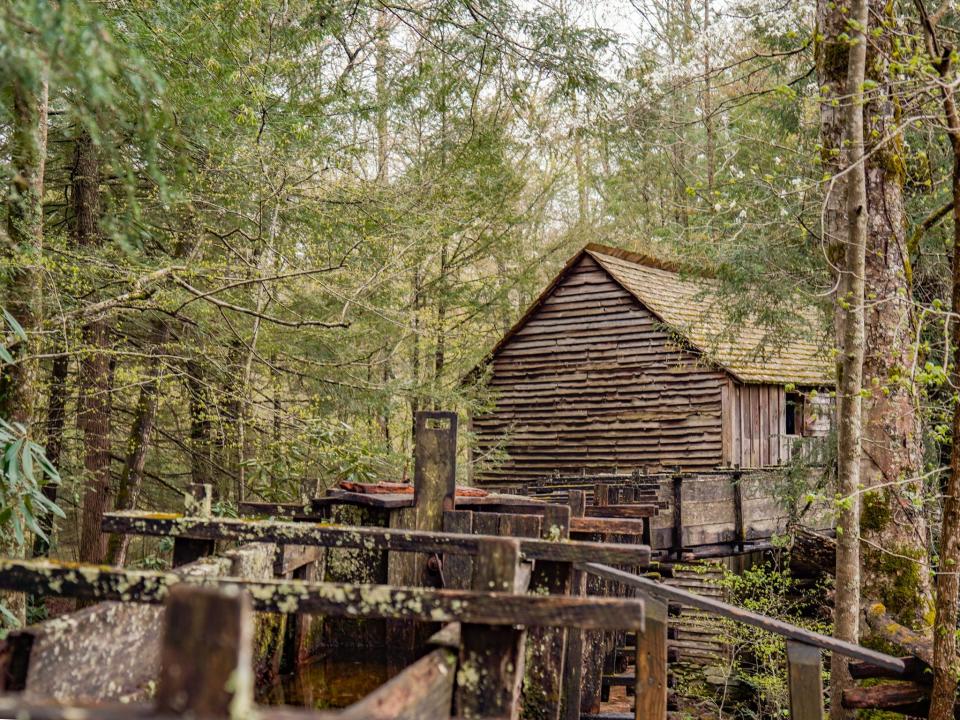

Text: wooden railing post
xmin=455 ymin=537 xmax=524 ymax=719
xmin=156 ymin=584 xmax=253 ymax=718
xmin=172 ymin=483 xmax=215 ymax=567
xmin=524 ymin=504 xmax=572 ymax=720
xmin=671 ymin=469 xmax=683 ymax=560
xmin=634 ymin=597 xmax=667 ymax=719
xmin=786 ymin=641 xmax=824 ymax=720
xmin=562 ymin=490 xmax=587 ymax=720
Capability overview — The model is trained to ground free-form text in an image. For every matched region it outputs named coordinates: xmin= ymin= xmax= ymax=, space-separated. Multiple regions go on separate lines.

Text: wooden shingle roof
xmin=584 ymin=244 xmax=833 ymax=386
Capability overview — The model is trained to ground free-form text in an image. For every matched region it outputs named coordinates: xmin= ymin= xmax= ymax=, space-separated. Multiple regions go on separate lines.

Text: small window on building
xmin=786 ymin=392 xmax=804 ymax=436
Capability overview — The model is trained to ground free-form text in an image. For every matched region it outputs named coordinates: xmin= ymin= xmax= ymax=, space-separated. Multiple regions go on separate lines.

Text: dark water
xmin=257 ymin=649 xmax=418 ymax=710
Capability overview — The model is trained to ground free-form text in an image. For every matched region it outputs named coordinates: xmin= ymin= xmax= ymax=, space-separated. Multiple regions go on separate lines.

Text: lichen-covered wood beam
xmin=0 ymin=559 xmax=645 ymax=631
xmin=100 ymin=511 xmax=651 ymax=566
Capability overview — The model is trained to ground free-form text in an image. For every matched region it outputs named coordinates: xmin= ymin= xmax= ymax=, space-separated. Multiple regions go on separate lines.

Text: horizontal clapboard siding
xmin=474 ymin=255 xmax=730 ymax=484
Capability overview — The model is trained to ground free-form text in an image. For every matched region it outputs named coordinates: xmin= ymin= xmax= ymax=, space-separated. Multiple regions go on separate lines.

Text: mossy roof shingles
xmin=585 ymin=246 xmax=833 ymax=387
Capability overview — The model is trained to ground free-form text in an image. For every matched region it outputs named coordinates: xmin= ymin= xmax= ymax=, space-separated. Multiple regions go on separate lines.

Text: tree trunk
xmin=186 ymin=358 xmax=214 ymax=487
xmin=831 ymin=2 xmax=869 ymax=718
xmin=31 ymin=351 xmax=69 ymax=560
xmin=858 ymin=0 xmax=932 ymax=627
xmin=74 ymin=132 xmax=114 ymax=566
xmin=1 ymin=66 xmax=48 ymax=627
xmin=106 ymin=322 xmax=170 ymax=566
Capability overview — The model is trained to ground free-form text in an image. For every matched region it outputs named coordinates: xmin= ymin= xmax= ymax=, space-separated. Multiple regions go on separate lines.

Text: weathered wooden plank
xmin=102 ymin=512 xmax=651 ymax=566
xmin=785 ymin=641 xmax=823 ymax=720
xmin=580 ymin=563 xmax=904 ymax=671
xmin=457 ymin=538 xmax=525 ymax=719
xmin=0 ymin=559 xmax=645 ymax=631
xmin=584 ymin=505 xmax=655 ymax=519
xmin=442 ymin=510 xmax=475 ymax=590
xmin=634 ymin=598 xmax=667 ymax=720
xmin=156 ymin=585 xmax=253 ymax=717
xmin=414 ymin=411 xmax=458 ymax=528
xmin=339 ymin=647 xmax=456 ymax=720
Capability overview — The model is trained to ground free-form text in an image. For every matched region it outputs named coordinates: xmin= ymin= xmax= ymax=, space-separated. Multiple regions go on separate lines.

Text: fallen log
xmin=841 ymin=682 xmax=928 ymax=710
xmin=862 ymin=603 xmax=933 ymax=666
xmin=848 ymin=656 xmax=928 ymax=682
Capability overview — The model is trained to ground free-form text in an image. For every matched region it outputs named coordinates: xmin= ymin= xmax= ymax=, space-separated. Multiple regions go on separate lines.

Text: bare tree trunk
xmin=830 ymin=3 xmax=869 ymax=717
xmin=74 ymin=133 xmax=114 ymax=565
xmin=106 ymin=322 xmax=170 ymax=566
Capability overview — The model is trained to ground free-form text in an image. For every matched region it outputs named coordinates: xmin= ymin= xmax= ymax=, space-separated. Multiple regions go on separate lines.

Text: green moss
xmin=861 ymin=490 xmax=892 ymax=533
xmin=864 ymin=543 xmax=929 ymax=628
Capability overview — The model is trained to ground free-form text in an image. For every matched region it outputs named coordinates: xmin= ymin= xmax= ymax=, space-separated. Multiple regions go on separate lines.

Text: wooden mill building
xmin=471 ymin=244 xmax=833 ymax=485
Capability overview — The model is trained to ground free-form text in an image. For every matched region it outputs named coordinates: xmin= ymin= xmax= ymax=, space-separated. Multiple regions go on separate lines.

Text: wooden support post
xmin=414 ymin=410 xmax=457 ymax=530
xmin=456 ymin=538 xmax=524 ymax=720
xmin=671 ymin=470 xmax=683 ymax=560
xmin=524 ymin=504 xmax=572 ymax=720
xmin=634 ymin=597 xmax=666 ymax=720
xmin=386 ymin=411 xmax=457 ymax=648
xmin=562 ymin=491 xmax=587 ymax=720
xmin=156 ymin=585 xmax=253 ymax=718
xmin=732 ymin=469 xmax=745 ymax=553
xmin=442 ymin=509 xmax=474 ymax=590
xmin=786 ymin=641 xmax=824 ymax=720
xmin=172 ymin=483 xmax=215 ymax=568
xmin=581 ymin=487 xmax=609 ymax=715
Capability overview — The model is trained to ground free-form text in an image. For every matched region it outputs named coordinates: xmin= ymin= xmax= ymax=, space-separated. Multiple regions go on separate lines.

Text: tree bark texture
xmin=859 ymin=0 xmax=932 ymax=627
xmin=831 ymin=2 xmax=869 ymax=718
xmin=74 ymin=133 xmax=114 ymax=565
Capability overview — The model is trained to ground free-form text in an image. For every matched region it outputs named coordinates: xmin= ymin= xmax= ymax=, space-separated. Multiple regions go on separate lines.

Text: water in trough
xmin=257 ymin=648 xmax=418 ymax=710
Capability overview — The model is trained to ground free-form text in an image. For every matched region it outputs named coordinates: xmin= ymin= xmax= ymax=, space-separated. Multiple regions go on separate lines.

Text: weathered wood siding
xmin=473 ymin=256 xmax=730 ymax=484
xmin=724 ymin=382 xmax=788 ymax=468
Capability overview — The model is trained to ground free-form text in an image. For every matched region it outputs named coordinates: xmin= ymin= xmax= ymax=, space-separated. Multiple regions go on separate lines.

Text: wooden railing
xmin=581 ymin=561 xmax=903 ymax=720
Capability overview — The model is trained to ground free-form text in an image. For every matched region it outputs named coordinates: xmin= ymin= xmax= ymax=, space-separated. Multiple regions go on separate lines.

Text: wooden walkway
xmin=0 ymin=412 xmax=904 ymax=720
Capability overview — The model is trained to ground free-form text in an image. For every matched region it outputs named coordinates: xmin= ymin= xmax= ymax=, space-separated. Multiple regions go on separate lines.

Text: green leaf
xmin=2 ymin=309 xmax=26 ymax=342
xmin=0 ymin=346 xmax=13 ymax=365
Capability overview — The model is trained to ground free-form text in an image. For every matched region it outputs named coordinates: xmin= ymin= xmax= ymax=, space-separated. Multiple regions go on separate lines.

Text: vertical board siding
xmin=473 ymin=256 xmax=730 ymax=485
xmin=730 ymin=383 xmax=787 ymax=468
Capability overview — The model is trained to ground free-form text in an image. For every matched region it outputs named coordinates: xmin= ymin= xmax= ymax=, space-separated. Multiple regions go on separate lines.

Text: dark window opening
xmin=785 ymin=392 xmax=804 ymax=436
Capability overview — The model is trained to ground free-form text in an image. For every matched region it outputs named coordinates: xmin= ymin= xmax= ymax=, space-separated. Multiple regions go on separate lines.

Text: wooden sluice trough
xmin=0 ymin=412 xmax=901 ymax=720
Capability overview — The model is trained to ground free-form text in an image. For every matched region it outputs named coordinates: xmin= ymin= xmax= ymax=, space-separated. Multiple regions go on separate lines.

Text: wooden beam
xmin=457 ymin=538 xmax=525 ymax=718
xmin=156 ymin=585 xmax=253 ymax=717
xmin=172 ymin=484 xmax=215 ymax=567
xmin=0 ymin=559 xmax=645 ymax=631
xmin=101 ymin=512 xmax=651 ymax=566
xmin=524 ymin=504 xmax=573 ymax=720
xmin=339 ymin=647 xmax=456 ymax=720
xmin=634 ymin=598 xmax=667 ymax=720
xmin=562 ymin=490 xmax=587 ymax=720
xmin=579 ymin=562 xmax=904 ymax=671
xmin=569 ymin=517 xmax=647 ymax=535
xmin=584 ymin=505 xmax=656 ymax=519
xmin=414 ymin=411 xmax=457 ymax=526
xmin=785 ymin=641 xmax=823 ymax=720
